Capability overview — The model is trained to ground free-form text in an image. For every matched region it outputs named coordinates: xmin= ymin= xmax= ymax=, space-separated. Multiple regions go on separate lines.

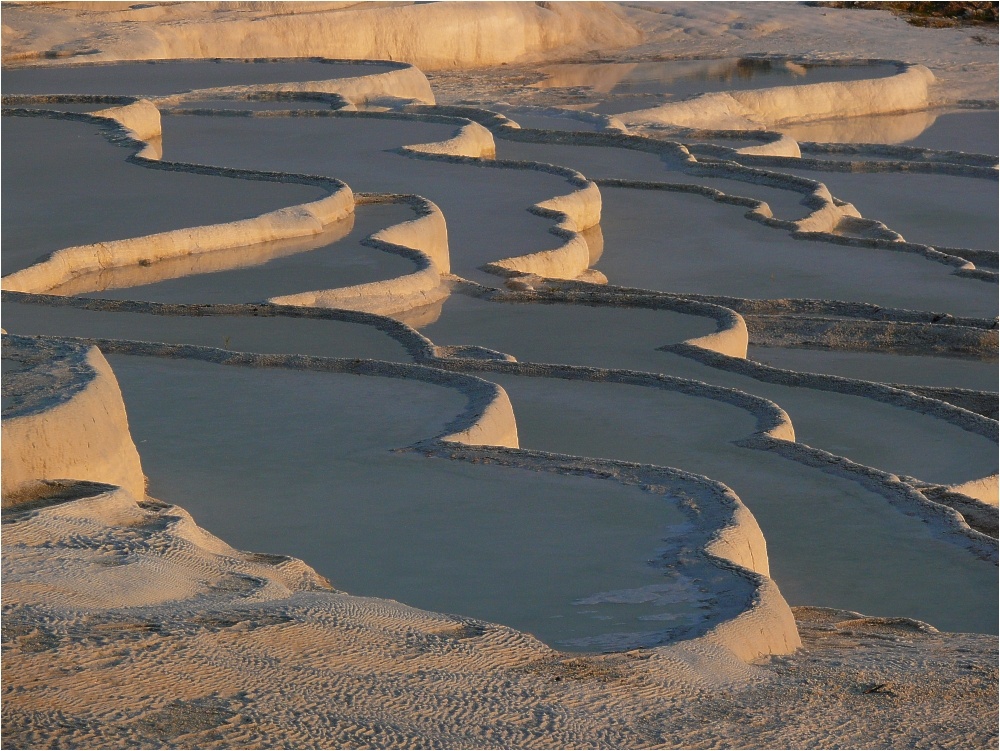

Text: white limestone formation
xmin=1 ymin=3 xmax=996 ymax=748
xmin=2 ymin=336 xmax=145 ymax=502
xmin=617 ymin=65 xmax=937 ymax=131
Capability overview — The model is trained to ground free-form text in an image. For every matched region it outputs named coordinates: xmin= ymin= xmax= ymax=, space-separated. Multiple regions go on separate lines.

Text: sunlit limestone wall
xmin=269 ymin=197 xmax=452 ymax=315
xmin=399 ymin=118 xmax=605 ymax=282
xmin=2 ymin=337 xmax=145 ymax=503
xmin=683 ymin=310 xmax=750 ymax=359
xmin=483 ymin=181 xmax=603 ymax=280
xmin=91 ymin=98 xmax=162 ymax=142
xmin=405 ymin=120 xmax=497 ymax=159
xmin=108 ymin=3 xmax=642 ymax=71
xmin=536 ymin=181 xmax=603 ymax=234
xmin=1 ymin=180 xmax=355 ymax=295
xmin=152 ymin=64 xmax=438 ymax=108
xmin=684 ymin=487 xmax=802 ymax=660
xmin=439 ymin=385 xmax=520 ymax=449
xmin=697 ymin=578 xmax=802 ymax=661
xmin=949 ymin=476 xmax=999 ymax=507
xmin=736 ymin=133 xmax=802 ymax=158
xmin=620 ymin=65 xmax=935 ymax=130
xmin=370 ymin=201 xmax=451 ymax=274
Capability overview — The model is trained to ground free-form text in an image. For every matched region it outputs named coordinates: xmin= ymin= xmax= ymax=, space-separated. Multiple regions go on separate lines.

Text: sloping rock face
xmin=1 ymin=2 xmax=642 ymax=70
xmin=2 ymin=335 xmax=145 ymax=503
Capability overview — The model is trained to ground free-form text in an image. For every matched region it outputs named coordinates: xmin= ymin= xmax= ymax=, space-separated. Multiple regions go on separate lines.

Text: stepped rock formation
xmin=1 ymin=2 xmax=642 ymax=70
xmin=1 ymin=2 xmax=997 ymax=748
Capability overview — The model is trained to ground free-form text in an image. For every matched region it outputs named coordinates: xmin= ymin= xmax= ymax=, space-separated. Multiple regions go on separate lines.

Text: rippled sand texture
xmin=2 ymin=2 xmax=998 ymax=749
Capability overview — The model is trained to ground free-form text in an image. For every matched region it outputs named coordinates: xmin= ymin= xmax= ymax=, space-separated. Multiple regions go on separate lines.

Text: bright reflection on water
xmin=902 ymin=109 xmax=999 ymax=154
xmin=782 ymin=108 xmax=999 ymax=150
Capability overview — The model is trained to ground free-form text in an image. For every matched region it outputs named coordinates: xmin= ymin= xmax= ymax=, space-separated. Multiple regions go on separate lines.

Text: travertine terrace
xmin=1 ymin=2 xmax=997 ymax=748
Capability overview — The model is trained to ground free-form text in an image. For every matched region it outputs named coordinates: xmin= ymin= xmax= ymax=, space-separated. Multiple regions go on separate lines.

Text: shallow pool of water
xmin=417 ymin=291 xmax=717 ymax=365
xmin=595 ymin=185 xmax=999 ymax=319
xmin=748 ymin=347 xmax=998 ymax=393
xmin=484 ymin=371 xmax=998 ymax=635
xmin=652 ymin=351 xmax=997 ymax=487
xmin=495 ymin=137 xmax=672 ymax=181
xmin=1 ymin=301 xmax=412 ymax=363
xmin=780 ymin=108 xmax=998 ymax=152
xmin=1 ymin=60 xmax=399 ymax=97
xmin=779 ymin=109 xmax=939 ymax=145
xmin=902 ymin=110 xmax=998 ymax=154
xmin=1 ymin=113 xmax=326 ymax=276
xmin=57 ymin=202 xmax=417 ymax=304
xmin=159 ymin=112 xmax=584 ymax=284
xmin=413 ymin=295 xmax=997 ymax=487
xmin=2 ymin=101 xmax=123 ymax=113
xmin=500 ymin=111 xmax=606 ymax=132
xmin=106 ymin=355 xmax=747 ymax=651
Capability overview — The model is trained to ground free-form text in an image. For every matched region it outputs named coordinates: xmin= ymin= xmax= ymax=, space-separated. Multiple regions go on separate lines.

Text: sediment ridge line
xmin=537 ymin=278 xmax=998 ymax=330
xmin=740 ymin=430 xmax=998 ymax=562
xmin=0 ymin=290 xmax=439 ymax=362
xmin=26 ymin=335 xmax=519 ymax=451
xmin=665 ymin=342 xmax=998 ymax=441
